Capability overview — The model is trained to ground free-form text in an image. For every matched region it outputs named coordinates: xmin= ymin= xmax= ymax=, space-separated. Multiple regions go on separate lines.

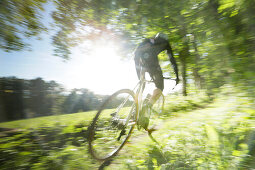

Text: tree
xmin=28 ymin=78 xmax=48 ymax=116
xmin=46 ymin=80 xmax=66 ymax=115
xmin=0 ymin=0 xmax=47 ymax=51
xmin=2 ymin=0 xmax=255 ymax=96
xmin=50 ymin=0 xmax=194 ymax=95
xmin=0 ymin=77 xmax=25 ymax=121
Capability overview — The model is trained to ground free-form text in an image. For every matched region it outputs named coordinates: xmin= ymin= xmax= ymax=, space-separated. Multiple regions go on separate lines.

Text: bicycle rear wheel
xmin=88 ymin=89 xmax=138 ymax=161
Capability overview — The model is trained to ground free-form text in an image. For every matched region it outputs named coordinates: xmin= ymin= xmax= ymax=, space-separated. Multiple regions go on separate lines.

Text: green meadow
xmin=1 ymin=87 xmax=255 ymax=169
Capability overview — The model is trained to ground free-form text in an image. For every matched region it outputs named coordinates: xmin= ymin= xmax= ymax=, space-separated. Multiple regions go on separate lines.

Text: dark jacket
xmin=134 ymin=37 xmax=179 ymax=80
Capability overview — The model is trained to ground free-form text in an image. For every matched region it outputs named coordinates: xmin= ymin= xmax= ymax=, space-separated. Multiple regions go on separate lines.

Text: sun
xmin=64 ymin=39 xmax=178 ymax=95
xmin=65 ymin=40 xmax=138 ymax=95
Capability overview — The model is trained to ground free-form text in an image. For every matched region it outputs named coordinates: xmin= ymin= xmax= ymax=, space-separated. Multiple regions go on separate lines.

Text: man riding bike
xmin=134 ymin=33 xmax=179 ymax=130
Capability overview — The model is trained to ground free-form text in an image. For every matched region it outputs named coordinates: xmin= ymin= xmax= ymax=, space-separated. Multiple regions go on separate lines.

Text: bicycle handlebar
xmin=144 ymin=77 xmax=176 ymax=83
xmin=163 ymin=77 xmax=176 ymax=80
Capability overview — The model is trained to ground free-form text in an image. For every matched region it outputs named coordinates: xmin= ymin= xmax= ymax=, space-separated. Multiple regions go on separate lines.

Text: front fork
xmin=116 ymin=104 xmax=136 ymax=141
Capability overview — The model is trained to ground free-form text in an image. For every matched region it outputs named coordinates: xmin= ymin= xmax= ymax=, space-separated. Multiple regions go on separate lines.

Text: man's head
xmin=154 ymin=33 xmax=169 ymax=41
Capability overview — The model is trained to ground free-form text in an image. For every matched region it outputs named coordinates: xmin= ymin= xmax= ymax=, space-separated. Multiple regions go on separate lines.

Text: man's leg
xmin=149 ymin=66 xmax=164 ymax=106
xmin=149 ymin=88 xmax=162 ymax=105
xmin=140 ymin=88 xmax=162 ymax=132
xmin=141 ymin=67 xmax=163 ymax=131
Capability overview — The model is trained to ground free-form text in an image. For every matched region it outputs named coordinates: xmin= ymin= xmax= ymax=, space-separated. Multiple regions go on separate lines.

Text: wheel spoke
xmin=88 ymin=89 xmax=137 ymax=160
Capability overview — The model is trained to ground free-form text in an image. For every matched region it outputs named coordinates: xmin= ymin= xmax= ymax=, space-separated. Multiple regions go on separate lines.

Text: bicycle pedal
xmin=110 ymin=112 xmax=117 ymax=116
xmin=146 ymin=127 xmax=157 ymax=134
xmin=117 ymin=129 xmax=126 ymax=141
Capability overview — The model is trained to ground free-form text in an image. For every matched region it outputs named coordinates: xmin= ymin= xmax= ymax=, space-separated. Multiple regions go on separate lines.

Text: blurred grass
xmin=0 ymin=86 xmax=255 ymax=169
xmin=0 ymin=111 xmax=97 ymax=129
xmin=106 ymin=87 xmax=255 ymax=169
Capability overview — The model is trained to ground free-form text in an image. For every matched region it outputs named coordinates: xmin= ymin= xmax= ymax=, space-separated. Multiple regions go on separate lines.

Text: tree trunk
xmin=178 ymin=20 xmax=189 ymax=96
xmin=191 ymin=34 xmax=203 ymax=89
xmin=179 ymin=54 xmax=187 ymax=96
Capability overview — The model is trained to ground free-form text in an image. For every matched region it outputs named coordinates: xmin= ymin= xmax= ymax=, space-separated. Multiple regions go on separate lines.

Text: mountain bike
xmin=88 ymin=69 xmax=176 ymax=161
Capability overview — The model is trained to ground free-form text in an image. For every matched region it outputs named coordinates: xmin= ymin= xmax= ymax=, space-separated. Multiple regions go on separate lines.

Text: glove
xmin=175 ymin=77 xmax=180 ymax=85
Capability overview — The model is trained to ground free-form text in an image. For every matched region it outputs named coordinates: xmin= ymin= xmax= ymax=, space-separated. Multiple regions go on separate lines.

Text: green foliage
xmin=47 ymin=0 xmax=255 ymax=97
xmin=0 ymin=0 xmax=47 ymax=51
xmin=1 ymin=0 xmax=255 ymax=97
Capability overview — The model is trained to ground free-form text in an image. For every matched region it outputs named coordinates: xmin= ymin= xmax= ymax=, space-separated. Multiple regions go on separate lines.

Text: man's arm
xmin=166 ymin=43 xmax=179 ymax=84
xmin=134 ymin=39 xmax=150 ymax=80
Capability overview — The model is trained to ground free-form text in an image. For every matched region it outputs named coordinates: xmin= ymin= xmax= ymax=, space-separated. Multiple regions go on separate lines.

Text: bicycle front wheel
xmin=88 ymin=89 xmax=138 ymax=161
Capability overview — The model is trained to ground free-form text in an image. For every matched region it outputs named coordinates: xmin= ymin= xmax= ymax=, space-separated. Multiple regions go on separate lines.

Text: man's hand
xmin=172 ymin=77 xmax=180 ymax=90
xmin=175 ymin=77 xmax=180 ymax=85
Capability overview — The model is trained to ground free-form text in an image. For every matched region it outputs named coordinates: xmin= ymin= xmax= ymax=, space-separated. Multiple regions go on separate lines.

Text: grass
xmin=0 ymin=111 xmax=97 ymax=129
xmin=105 ymin=93 xmax=255 ymax=169
xmin=0 ymin=111 xmax=100 ymax=169
xmin=0 ymin=88 xmax=255 ymax=169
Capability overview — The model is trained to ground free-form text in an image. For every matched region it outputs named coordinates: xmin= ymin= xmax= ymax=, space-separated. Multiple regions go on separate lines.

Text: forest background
xmin=0 ymin=0 xmax=255 ymax=169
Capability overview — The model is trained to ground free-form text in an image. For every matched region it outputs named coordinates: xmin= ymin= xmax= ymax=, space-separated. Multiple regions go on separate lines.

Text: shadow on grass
xmin=0 ymin=122 xmax=90 ymax=169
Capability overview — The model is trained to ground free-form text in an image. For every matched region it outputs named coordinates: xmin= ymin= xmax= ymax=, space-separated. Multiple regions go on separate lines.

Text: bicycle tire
xmin=88 ymin=89 xmax=138 ymax=161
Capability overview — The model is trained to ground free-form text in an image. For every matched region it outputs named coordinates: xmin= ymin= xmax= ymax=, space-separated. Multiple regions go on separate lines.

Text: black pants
xmin=147 ymin=65 xmax=164 ymax=91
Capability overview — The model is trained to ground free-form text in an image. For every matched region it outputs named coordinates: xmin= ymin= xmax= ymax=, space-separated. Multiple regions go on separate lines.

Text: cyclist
xmin=134 ymin=33 xmax=179 ymax=130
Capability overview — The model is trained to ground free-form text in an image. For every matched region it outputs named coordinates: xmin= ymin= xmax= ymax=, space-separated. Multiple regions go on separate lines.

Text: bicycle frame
xmin=120 ymin=71 xmax=146 ymax=128
xmin=88 ymin=68 xmax=176 ymax=161
xmin=118 ymin=68 xmax=175 ymax=129
xmin=122 ymin=69 xmax=161 ymax=128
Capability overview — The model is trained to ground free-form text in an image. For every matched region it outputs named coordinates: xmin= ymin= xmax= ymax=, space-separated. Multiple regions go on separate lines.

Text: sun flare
xmin=65 ymin=41 xmax=138 ymax=95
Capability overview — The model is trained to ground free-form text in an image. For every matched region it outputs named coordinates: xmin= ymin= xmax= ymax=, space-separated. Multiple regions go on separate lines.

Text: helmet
xmin=154 ymin=33 xmax=169 ymax=40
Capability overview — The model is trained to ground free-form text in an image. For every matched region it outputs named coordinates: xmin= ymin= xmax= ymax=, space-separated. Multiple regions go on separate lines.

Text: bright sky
xmin=0 ymin=35 xmax=177 ymax=95
xmin=0 ymin=36 xmax=140 ymax=95
xmin=0 ymin=3 xmax=138 ymax=95
xmin=0 ymin=2 xmax=178 ymax=95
